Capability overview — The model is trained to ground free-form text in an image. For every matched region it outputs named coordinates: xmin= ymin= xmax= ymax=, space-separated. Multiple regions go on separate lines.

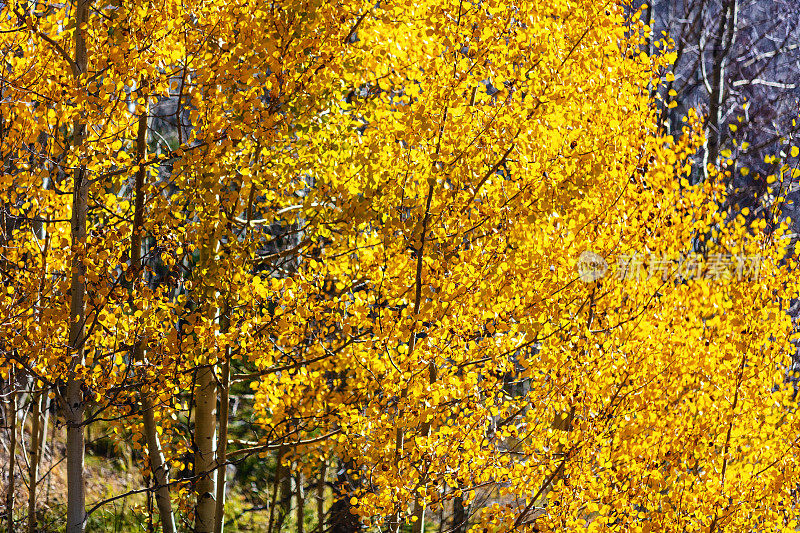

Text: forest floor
xmin=0 ymin=421 xmax=277 ymax=532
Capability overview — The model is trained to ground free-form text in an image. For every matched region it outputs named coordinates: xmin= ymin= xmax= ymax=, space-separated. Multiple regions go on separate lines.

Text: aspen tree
xmin=64 ymin=3 xmax=90 ymax=530
xmin=1 ymin=1 xmax=800 ymax=532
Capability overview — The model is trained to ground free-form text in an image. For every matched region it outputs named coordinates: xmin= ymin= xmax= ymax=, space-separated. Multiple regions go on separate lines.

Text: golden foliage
xmin=1 ymin=0 xmax=799 ymax=531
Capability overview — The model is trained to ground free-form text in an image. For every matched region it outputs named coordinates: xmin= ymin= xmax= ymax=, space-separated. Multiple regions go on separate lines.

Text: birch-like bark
xmin=137 ymin=398 xmax=174 ymax=529
xmin=64 ymin=379 xmax=86 ymax=533
xmin=64 ymin=3 xmax=89 ymax=531
xmin=28 ymin=388 xmax=49 ymax=533
xmin=140 ymin=357 xmax=177 ymax=533
xmin=194 ymin=364 xmax=217 ymax=532
xmin=192 ymin=174 xmax=229 ymax=531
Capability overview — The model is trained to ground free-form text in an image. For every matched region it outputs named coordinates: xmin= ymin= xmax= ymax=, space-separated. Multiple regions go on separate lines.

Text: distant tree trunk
xmin=703 ymin=0 xmax=739 ymax=181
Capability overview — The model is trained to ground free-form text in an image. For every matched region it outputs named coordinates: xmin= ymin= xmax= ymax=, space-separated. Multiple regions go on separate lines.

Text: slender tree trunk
xmin=452 ymin=494 xmax=466 ymax=533
xmin=142 ymin=381 xmax=177 ymax=533
xmin=317 ymin=460 xmax=326 ymax=533
xmin=408 ymin=181 xmax=436 ymax=533
xmin=45 ymin=417 xmax=55 ymax=508
xmin=411 ymin=362 xmax=437 ymax=533
xmin=193 ymin=190 xmax=226 ymax=532
xmin=213 ymin=342 xmax=231 ymax=533
xmin=65 ymin=2 xmax=89 ymax=531
xmin=27 ymin=390 xmax=41 ymax=533
xmin=194 ymin=365 xmax=217 ymax=532
xmin=296 ymin=470 xmax=304 ymax=533
xmin=277 ymin=456 xmax=292 ymax=532
xmin=128 ymin=86 xmax=178 ymax=533
xmin=28 ymin=142 xmax=52 ymax=533
xmin=64 ymin=378 xmax=86 ymax=533
xmin=211 ymin=165 xmax=254 ymax=533
xmin=27 ymin=389 xmax=47 ymax=533
xmin=703 ymin=0 xmax=738 ymax=181
xmin=5 ymin=369 xmax=17 ymax=533
xmin=39 ymin=395 xmax=50 ymax=464
xmin=32 ymin=394 xmax=50 ymax=533
xmin=267 ymin=444 xmax=287 ymax=533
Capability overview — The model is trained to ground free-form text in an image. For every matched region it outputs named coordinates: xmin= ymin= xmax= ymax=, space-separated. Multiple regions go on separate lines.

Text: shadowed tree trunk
xmin=329 ymin=460 xmax=360 ymax=533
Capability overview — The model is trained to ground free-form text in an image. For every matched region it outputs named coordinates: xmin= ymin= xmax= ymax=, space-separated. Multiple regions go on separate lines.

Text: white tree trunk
xmin=194 ymin=366 xmax=217 ymax=532
xmin=142 ymin=394 xmax=177 ymax=533
xmin=65 ymin=3 xmax=89 ymax=531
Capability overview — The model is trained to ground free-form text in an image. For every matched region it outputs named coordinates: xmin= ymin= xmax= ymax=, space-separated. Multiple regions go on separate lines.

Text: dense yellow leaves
xmin=2 ymin=0 xmax=800 ymax=531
